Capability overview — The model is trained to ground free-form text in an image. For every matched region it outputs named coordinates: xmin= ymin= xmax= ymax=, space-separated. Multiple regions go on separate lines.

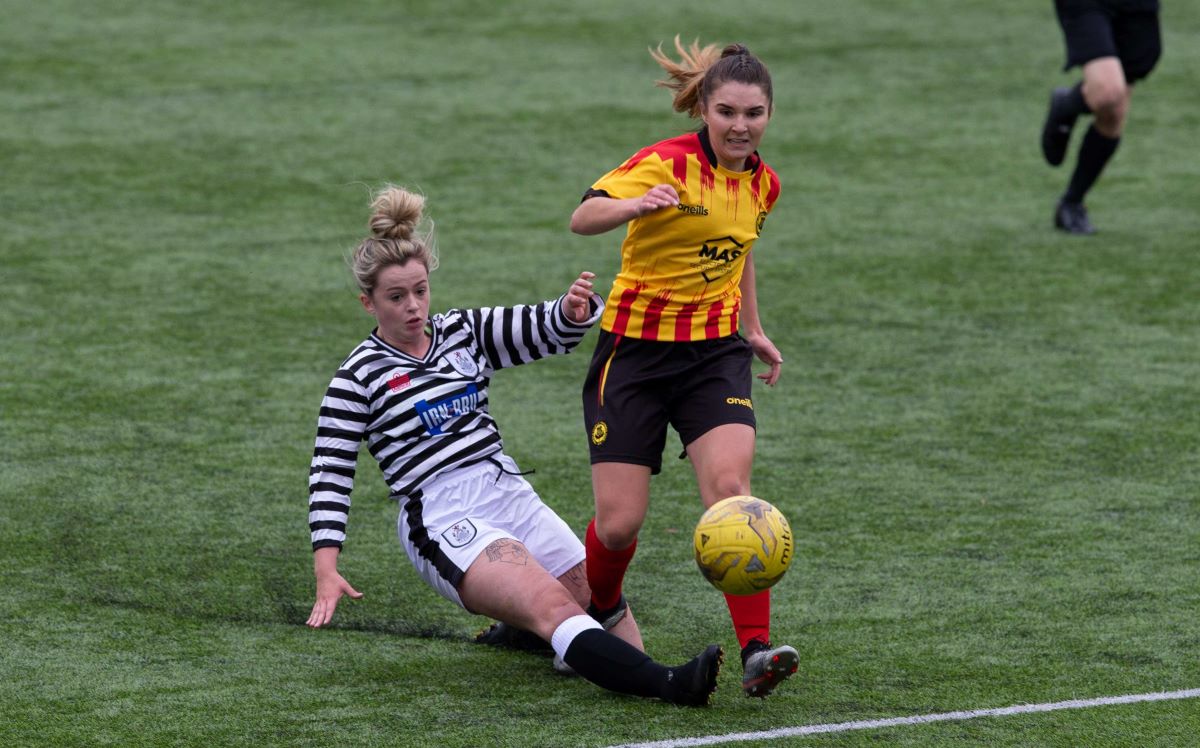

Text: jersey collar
xmin=371 ymin=321 xmax=437 ymax=362
xmin=697 ymin=126 xmax=762 ymax=174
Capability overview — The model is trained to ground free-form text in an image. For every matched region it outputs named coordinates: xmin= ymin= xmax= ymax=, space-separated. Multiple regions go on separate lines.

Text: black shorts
xmin=582 ymin=331 xmax=756 ymax=474
xmin=1055 ymin=0 xmax=1162 ymax=82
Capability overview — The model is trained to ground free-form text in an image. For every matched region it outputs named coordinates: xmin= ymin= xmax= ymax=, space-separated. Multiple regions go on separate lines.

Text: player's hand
xmin=565 ymin=271 xmax=596 ymax=323
xmin=307 ymin=572 xmax=363 ymax=628
xmin=634 ymin=184 xmax=680 ymax=217
xmin=746 ymin=332 xmax=783 ymax=386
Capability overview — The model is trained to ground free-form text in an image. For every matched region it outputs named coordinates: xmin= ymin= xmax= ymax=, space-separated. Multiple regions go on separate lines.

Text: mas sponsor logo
xmin=691 ymin=235 xmax=746 ymax=283
xmin=441 ymin=519 xmax=477 ymax=548
xmin=415 ymin=383 xmax=480 ymax=435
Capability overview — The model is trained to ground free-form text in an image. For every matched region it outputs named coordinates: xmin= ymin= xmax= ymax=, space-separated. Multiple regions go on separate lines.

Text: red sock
xmin=585 ymin=518 xmax=637 ymax=610
xmin=724 ymin=590 xmax=771 ymax=649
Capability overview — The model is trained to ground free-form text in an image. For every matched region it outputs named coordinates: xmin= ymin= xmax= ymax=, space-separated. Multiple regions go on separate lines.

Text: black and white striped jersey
xmin=308 ymin=293 xmax=601 ymax=550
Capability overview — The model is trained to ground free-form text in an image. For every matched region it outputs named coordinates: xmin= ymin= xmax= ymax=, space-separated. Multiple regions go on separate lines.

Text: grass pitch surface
xmin=2 ymin=2 xmax=1198 ymax=746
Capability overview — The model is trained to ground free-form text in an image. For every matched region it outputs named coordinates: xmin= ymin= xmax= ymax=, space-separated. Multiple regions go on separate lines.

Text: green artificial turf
xmin=2 ymin=1 xmax=1198 ymax=746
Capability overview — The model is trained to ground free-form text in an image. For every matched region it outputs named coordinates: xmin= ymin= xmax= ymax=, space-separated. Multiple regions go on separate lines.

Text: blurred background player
xmin=306 ymin=185 xmax=722 ymax=706
xmin=1041 ymin=0 xmax=1162 ymax=234
xmin=569 ymin=38 xmax=798 ymax=698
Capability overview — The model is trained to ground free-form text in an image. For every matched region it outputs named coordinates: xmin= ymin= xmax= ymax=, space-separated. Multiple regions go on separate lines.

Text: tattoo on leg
xmin=558 ymin=563 xmax=590 ymax=605
xmin=560 ymin=564 xmax=587 ymax=588
xmin=484 ymin=539 xmax=529 ymax=565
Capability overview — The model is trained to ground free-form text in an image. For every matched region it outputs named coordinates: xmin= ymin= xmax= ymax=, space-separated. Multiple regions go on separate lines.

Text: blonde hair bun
xmin=369 ymin=186 xmax=425 ymax=241
xmin=349 ymin=184 xmax=438 ymax=294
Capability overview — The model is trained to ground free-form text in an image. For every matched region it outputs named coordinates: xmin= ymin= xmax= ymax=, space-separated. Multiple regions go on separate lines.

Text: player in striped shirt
xmin=570 ymin=39 xmax=798 ymax=698
xmin=306 ymin=185 xmax=721 ymax=706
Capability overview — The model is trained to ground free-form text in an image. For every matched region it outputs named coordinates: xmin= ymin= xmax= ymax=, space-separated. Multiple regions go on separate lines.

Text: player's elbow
xmin=569 ymin=209 xmax=597 ymax=235
xmin=570 ymin=198 xmax=616 ymax=235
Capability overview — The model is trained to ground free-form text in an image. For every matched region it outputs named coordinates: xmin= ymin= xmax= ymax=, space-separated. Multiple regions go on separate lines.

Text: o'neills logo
xmin=726 ymin=397 xmax=753 ymax=409
xmin=677 ymin=202 xmax=709 ymax=216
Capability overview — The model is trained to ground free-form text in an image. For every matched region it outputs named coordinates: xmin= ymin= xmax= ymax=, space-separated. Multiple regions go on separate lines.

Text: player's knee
xmin=1086 ymin=80 xmax=1128 ymax=119
xmin=708 ymin=476 xmax=750 ymax=505
xmin=534 ymin=586 xmax=584 ymax=638
xmin=1084 ymin=81 xmax=1129 ymax=137
xmin=595 ymin=521 xmax=638 ymax=551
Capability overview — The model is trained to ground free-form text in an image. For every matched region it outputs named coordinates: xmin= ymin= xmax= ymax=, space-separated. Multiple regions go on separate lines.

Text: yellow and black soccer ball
xmin=693 ymin=496 xmax=793 ymax=596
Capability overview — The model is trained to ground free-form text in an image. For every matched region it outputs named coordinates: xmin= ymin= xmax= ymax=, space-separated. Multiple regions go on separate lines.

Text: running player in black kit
xmin=1041 ymin=0 xmax=1162 ymax=234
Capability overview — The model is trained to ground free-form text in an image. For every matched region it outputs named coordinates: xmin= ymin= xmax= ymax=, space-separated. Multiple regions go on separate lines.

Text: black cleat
xmin=1041 ymin=87 xmax=1079 ymax=167
xmin=741 ymin=640 xmax=799 ymax=698
xmin=663 ymin=644 xmax=724 ymax=707
xmin=473 ymin=621 xmax=551 ymax=653
xmin=1054 ymin=200 xmax=1096 ymax=235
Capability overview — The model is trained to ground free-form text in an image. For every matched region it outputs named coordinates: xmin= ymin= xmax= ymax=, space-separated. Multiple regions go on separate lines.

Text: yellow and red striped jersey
xmin=585 ymin=128 xmax=780 ymax=341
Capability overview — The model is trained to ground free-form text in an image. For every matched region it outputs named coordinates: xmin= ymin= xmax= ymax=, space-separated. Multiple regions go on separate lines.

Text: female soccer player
xmin=569 ymin=39 xmax=798 ymax=698
xmin=306 ymin=185 xmax=721 ymax=706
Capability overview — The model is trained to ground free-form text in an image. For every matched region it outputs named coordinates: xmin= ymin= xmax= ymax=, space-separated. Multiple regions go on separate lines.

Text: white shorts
xmin=396 ymin=453 xmax=585 ymax=610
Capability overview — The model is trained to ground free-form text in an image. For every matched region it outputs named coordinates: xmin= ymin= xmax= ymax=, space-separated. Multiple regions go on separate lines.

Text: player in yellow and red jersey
xmin=570 ymin=38 xmax=798 ymax=698
xmin=586 ymin=126 xmax=780 ymax=341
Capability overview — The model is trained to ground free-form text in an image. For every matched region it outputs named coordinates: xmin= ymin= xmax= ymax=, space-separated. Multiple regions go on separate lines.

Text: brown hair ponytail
xmin=650 ymin=36 xmax=773 ymax=118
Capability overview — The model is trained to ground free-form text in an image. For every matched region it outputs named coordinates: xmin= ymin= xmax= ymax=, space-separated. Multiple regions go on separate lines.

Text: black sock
xmin=562 ymin=629 xmax=670 ymax=699
xmin=1063 ymin=124 xmax=1120 ymax=204
xmin=1064 ymin=81 xmax=1091 ymax=117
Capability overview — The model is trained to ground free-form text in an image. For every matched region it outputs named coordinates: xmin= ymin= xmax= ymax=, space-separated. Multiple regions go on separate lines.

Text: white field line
xmin=605 ymin=688 xmax=1200 ymax=748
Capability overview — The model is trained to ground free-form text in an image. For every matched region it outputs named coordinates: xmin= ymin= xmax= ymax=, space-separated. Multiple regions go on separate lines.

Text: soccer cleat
xmin=554 ymin=595 xmax=631 ymax=675
xmin=1041 ymin=87 xmax=1079 ymax=167
xmin=1054 ymin=200 xmax=1096 ymax=235
xmin=741 ymin=640 xmax=799 ymax=698
xmin=473 ymin=621 xmax=551 ymax=653
xmin=663 ymin=644 xmax=724 ymax=707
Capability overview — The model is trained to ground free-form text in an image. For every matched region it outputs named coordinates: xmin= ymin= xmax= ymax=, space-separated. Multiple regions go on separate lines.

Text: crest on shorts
xmin=441 ymin=519 xmax=478 ymax=548
xmin=444 ymin=349 xmax=479 ymax=378
xmin=591 ymin=420 xmax=608 ymax=446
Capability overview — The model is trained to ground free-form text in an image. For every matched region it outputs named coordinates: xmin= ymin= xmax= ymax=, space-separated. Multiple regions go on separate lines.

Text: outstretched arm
xmin=739 ymin=253 xmax=783 ymax=386
xmin=564 ymin=271 xmax=597 ymax=323
xmin=465 ymin=273 xmax=604 ymax=371
xmin=307 ymin=546 xmax=363 ymax=628
xmin=569 ymin=184 xmax=680 ymax=235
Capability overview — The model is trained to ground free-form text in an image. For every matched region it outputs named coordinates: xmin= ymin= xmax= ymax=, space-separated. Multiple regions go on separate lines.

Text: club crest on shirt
xmin=444 ymin=349 xmax=479 ymax=378
xmin=441 ymin=519 xmax=478 ymax=548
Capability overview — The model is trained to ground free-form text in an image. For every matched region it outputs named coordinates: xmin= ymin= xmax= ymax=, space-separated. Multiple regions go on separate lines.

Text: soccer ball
xmin=693 ymin=495 xmax=793 ymax=596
